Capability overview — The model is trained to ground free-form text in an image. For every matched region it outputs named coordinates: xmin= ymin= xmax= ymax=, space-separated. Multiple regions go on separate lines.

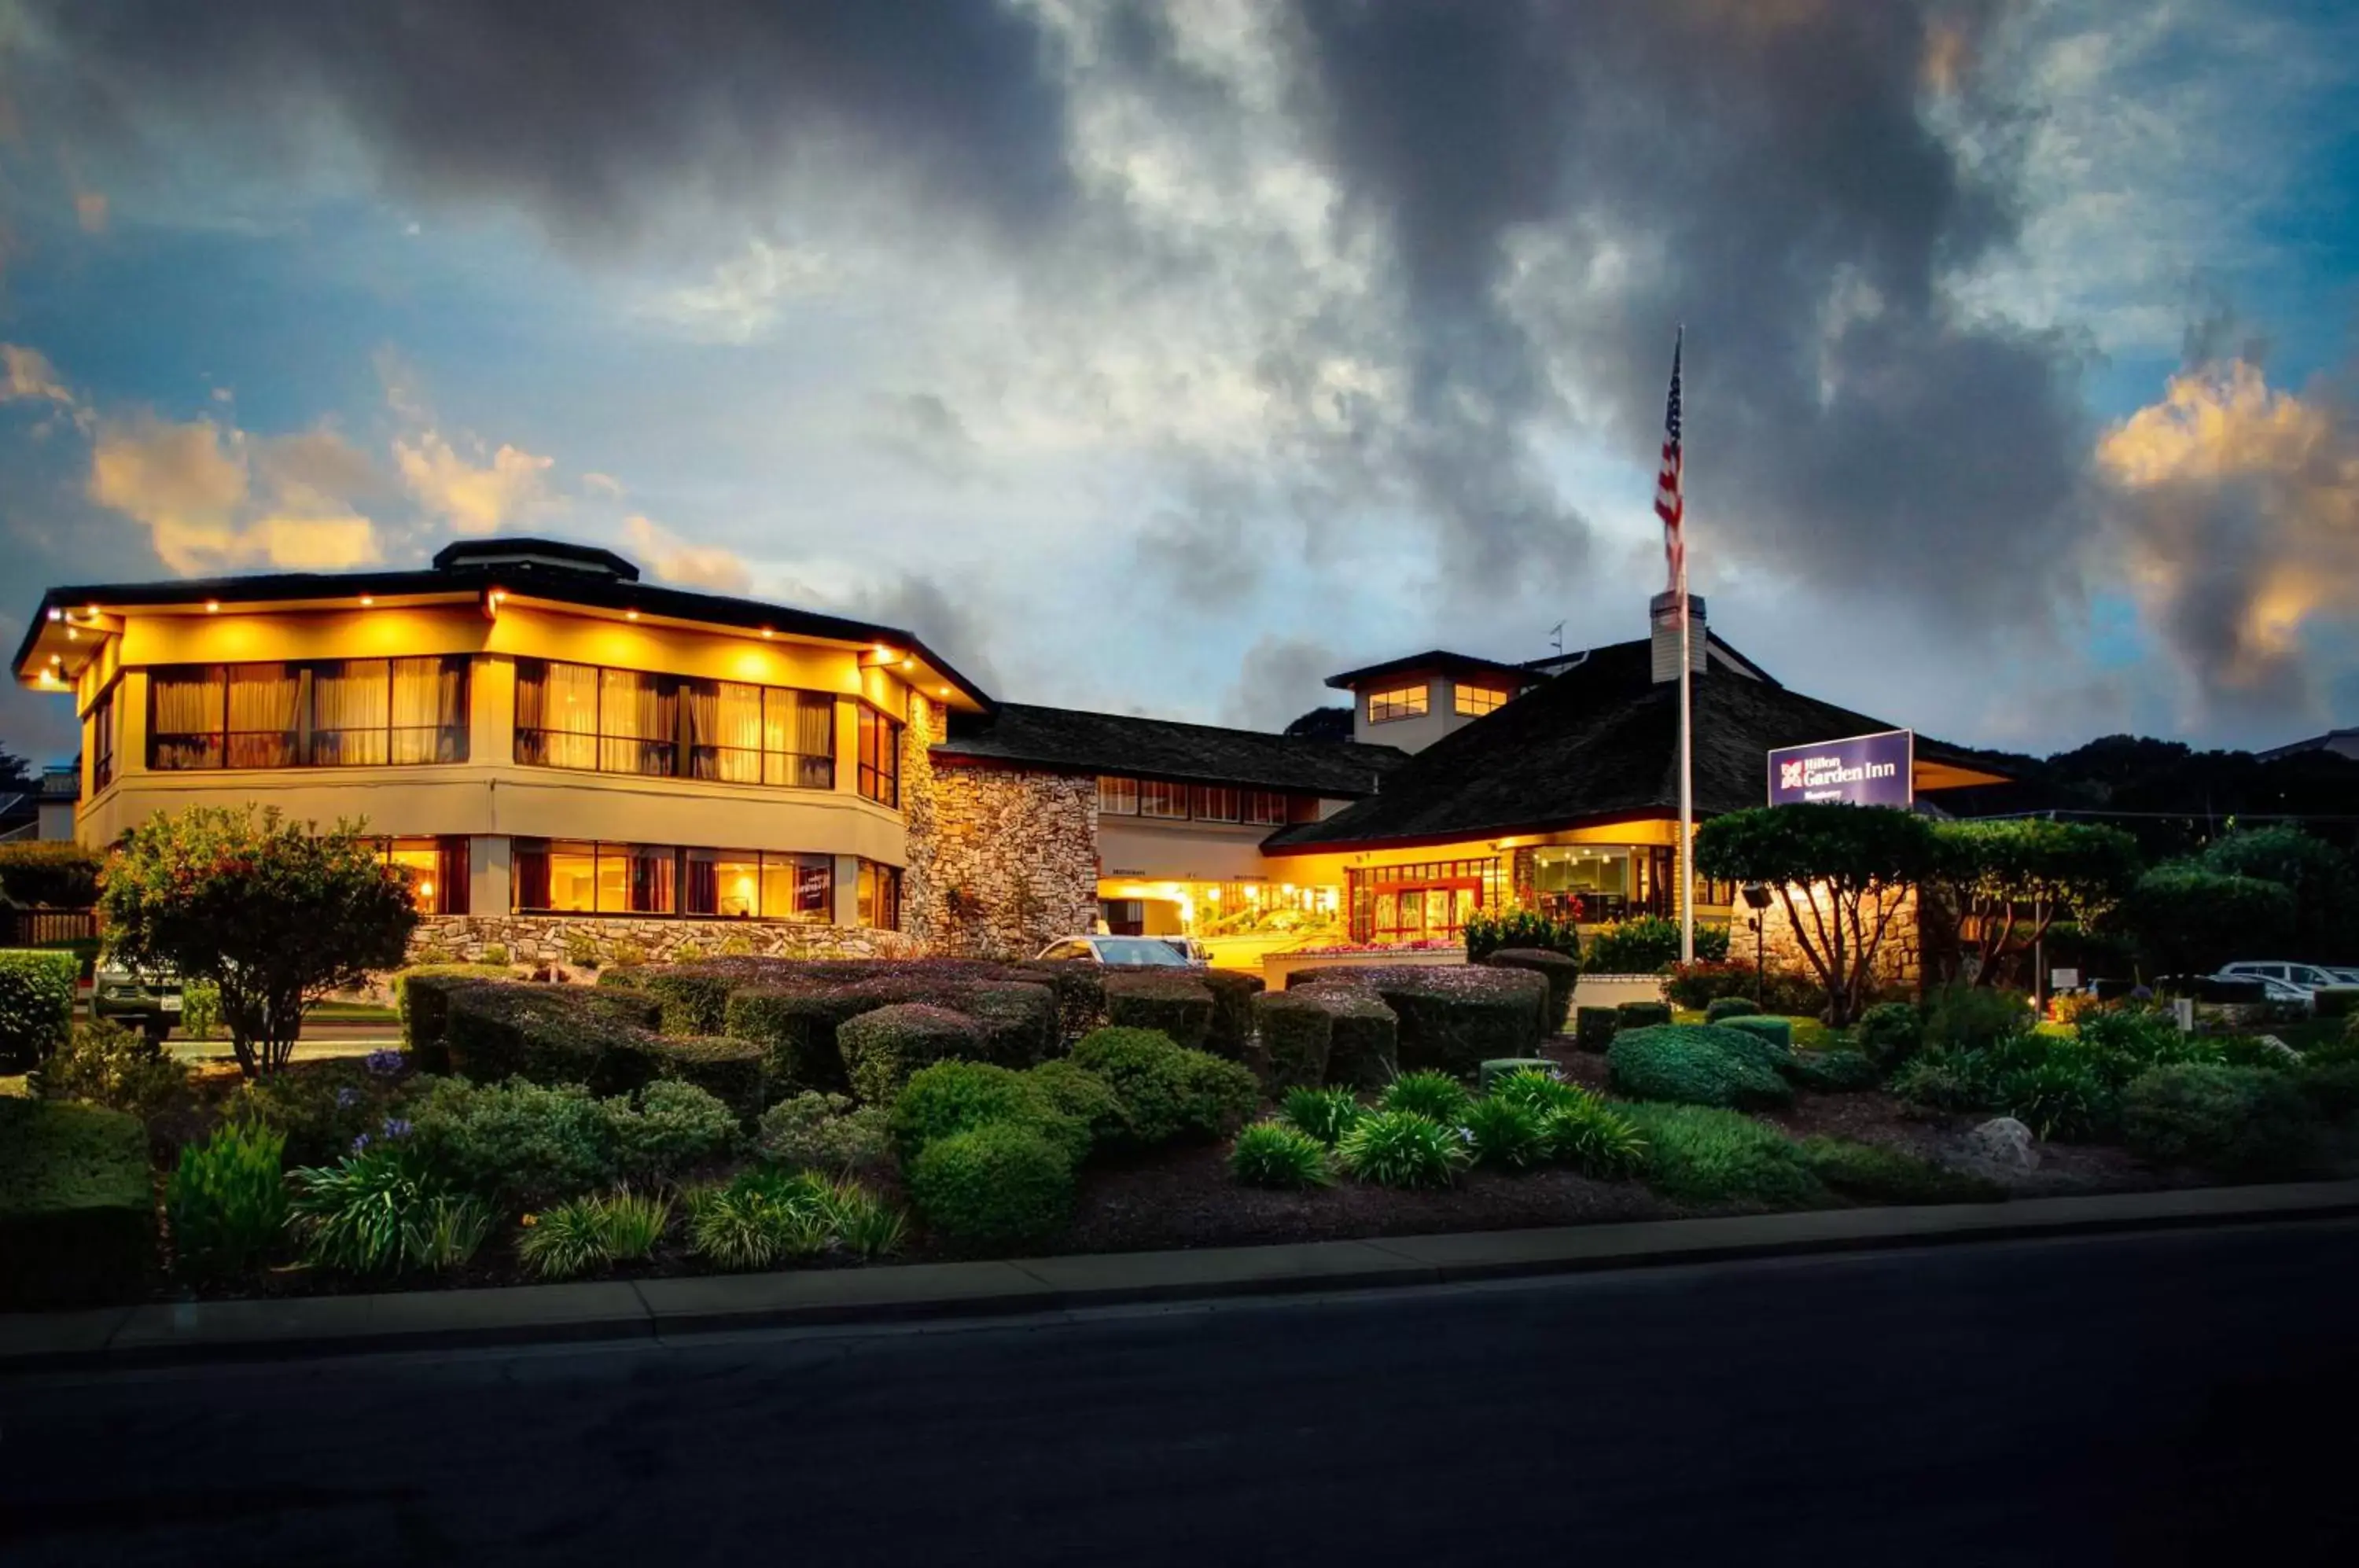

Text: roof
xmin=936 ymin=701 xmax=1408 ymax=797
xmin=1323 ymin=649 xmax=1538 ymax=692
xmin=13 ymin=539 xmax=995 ymax=713
xmin=2258 ymin=727 xmax=2359 ymax=762
xmin=1262 ymin=635 xmax=2012 ymax=852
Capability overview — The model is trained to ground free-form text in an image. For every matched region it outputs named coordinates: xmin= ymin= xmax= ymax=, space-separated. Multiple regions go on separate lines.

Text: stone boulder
xmin=1964 ymin=1116 xmax=2041 ymax=1173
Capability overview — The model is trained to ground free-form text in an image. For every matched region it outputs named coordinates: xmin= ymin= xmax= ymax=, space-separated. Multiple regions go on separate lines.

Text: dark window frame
xmin=856 ymin=704 xmax=900 ymax=808
xmin=90 ymin=681 xmax=119 ymax=793
xmin=510 ymin=838 xmax=836 ymax=922
xmin=147 ymin=657 xmax=472 ymax=772
xmin=1367 ymin=684 xmax=1430 ymax=723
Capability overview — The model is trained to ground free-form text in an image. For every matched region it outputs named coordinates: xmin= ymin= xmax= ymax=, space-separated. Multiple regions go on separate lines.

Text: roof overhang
xmin=1323 ymin=649 xmax=1536 ymax=693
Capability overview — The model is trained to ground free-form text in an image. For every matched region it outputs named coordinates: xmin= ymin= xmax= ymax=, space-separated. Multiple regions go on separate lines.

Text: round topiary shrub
xmin=1024 ymin=1059 xmax=1132 ymax=1148
xmin=2122 ymin=1062 xmax=2318 ymax=1177
xmin=1068 ymin=1027 xmax=1260 ymax=1147
xmin=907 ymin=1122 xmax=1075 ymax=1248
xmin=1607 ymin=1024 xmax=1793 ymax=1110
xmin=1615 ymin=999 xmax=1673 ymax=1031
xmin=1705 ymin=996 xmax=1761 ymax=1022
xmin=838 ymin=1003 xmax=988 ymax=1105
xmin=889 ymin=1060 xmax=1088 ymax=1165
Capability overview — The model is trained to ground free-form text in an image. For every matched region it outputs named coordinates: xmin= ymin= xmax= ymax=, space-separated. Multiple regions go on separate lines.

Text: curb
xmin=7 ymin=1180 xmax=2358 ymax=1375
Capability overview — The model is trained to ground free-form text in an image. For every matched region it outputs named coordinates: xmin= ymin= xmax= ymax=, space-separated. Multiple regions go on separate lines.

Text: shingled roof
xmin=1261 ymin=635 xmax=2008 ymax=852
xmin=936 ymin=701 xmax=1406 ymax=797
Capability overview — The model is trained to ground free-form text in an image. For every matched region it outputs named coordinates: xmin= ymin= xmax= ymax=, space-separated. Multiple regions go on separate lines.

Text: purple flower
xmin=364 ymin=1048 xmax=407 ymax=1078
xmin=381 ymin=1117 xmax=413 ymax=1141
xmin=350 ymin=1132 xmax=371 ymax=1154
xmin=335 ymin=1087 xmax=361 ymax=1110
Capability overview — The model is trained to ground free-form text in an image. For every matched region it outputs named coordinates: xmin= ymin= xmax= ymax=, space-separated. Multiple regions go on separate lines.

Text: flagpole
xmin=1676 ymin=327 xmax=1695 ymax=967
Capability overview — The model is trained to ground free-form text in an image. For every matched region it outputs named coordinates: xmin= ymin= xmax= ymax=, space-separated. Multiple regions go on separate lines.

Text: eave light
xmin=359 ymin=596 xmax=374 ymax=607
xmin=45 ymin=609 xmax=60 ymax=622
xmin=625 ymin=609 xmax=640 ymax=621
xmin=205 ymin=601 xmax=221 ymax=613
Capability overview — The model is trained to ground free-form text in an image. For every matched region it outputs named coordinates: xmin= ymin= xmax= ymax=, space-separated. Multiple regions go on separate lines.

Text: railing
xmin=0 ymin=907 xmax=99 ymax=946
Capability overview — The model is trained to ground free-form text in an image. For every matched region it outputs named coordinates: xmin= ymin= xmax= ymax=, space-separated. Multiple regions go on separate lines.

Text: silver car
xmin=92 ymin=957 xmax=184 ymax=1040
xmin=1033 ymin=936 xmax=1198 ymax=967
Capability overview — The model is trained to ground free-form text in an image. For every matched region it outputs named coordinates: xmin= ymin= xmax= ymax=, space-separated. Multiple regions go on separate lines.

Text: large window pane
xmin=388 ymin=657 xmax=468 ymax=764
xmin=517 ymin=660 xmax=600 ymax=771
xmin=1140 ymin=780 xmax=1188 ymax=819
xmin=1193 ymin=786 xmax=1239 ymax=823
xmin=761 ymin=853 xmax=833 ymax=922
xmin=1097 ymin=776 xmax=1138 ymax=815
xmin=314 ymin=659 xmax=392 ymax=767
xmin=225 ymin=664 xmax=300 ymax=768
xmin=856 ymin=706 xmax=899 ymax=806
xmin=546 ymin=841 xmax=598 ymax=913
xmin=151 ymin=667 xmax=226 ymax=771
xmin=598 ymin=669 xmax=676 ymax=777
xmin=857 ymin=859 xmax=901 ymax=931
xmin=690 ymin=850 xmax=763 ymax=917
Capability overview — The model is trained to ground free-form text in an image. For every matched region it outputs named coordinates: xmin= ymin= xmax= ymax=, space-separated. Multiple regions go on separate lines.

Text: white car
xmin=2218 ymin=961 xmax=2341 ymax=997
xmin=2214 ymin=971 xmax=2317 ymax=1012
xmin=1033 ymin=936 xmax=1199 ymax=967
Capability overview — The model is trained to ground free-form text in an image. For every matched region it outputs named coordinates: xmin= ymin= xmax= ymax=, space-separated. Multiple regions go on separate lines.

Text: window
xmin=90 ymin=687 xmax=117 ymax=792
xmin=1243 ymin=790 xmax=1288 ymax=826
xmin=1097 ymin=776 xmax=1139 ymax=816
xmin=1139 ymin=779 xmax=1189 ymax=819
xmin=1453 ymin=683 xmax=1507 ymax=717
xmin=149 ymin=659 xmax=469 ymax=771
xmin=857 ymin=859 xmax=902 ymax=931
xmin=1346 ymin=858 xmax=1503 ymax=944
xmin=382 ymin=837 xmax=470 ymax=916
xmin=857 ymin=706 xmax=900 ymax=808
xmin=516 ymin=659 xmax=835 ymax=790
xmin=513 ymin=841 xmax=832 ymax=922
xmin=1192 ymin=786 xmax=1240 ymax=823
xmin=1367 ymin=684 xmax=1429 ymax=723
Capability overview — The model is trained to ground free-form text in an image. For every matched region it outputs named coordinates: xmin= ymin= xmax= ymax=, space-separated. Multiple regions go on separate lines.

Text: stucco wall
xmin=406 ymin=913 xmax=920 ymax=967
xmin=902 ymin=694 xmax=1099 ymax=959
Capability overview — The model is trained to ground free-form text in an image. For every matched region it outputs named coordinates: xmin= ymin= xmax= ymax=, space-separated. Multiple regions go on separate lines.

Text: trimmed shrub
xmin=1615 ymin=999 xmax=1673 ymax=1031
xmin=1461 ymin=1095 xmax=1551 ymax=1170
xmin=839 ymin=1003 xmax=989 ymax=1105
xmin=1784 ymin=1049 xmax=1882 ymax=1093
xmin=2297 ymin=1062 xmax=2359 ymax=1123
xmin=2122 ymin=1063 xmax=2319 ymax=1177
xmin=1478 ymin=1057 xmax=1555 ymax=1095
xmin=1254 ymin=991 xmax=1334 ymax=1091
xmin=1024 ymin=1059 xmax=1132 ymax=1150
xmin=1068 ymin=1026 xmax=1261 ymax=1147
xmin=907 ymin=1121 xmax=1075 ymax=1248
xmin=1608 ymin=1024 xmax=1793 ymax=1110
xmin=167 ymin=1119 xmax=289 ymax=1278
xmin=1480 ymin=948 xmax=1580 ymax=1032
xmin=1573 ymin=1006 xmax=1619 ymax=1055
xmin=1618 ymin=1102 xmax=1825 ymax=1209
xmin=1009 ymin=961 xmax=1110 ymax=1043
xmin=889 ymin=1060 xmax=1088 ymax=1165
xmin=443 ymin=981 xmax=661 ymax=1091
xmin=2308 ymin=985 xmax=2359 ymax=1020
xmin=959 ymin=983 xmax=1060 ymax=1067
xmin=224 ymin=1056 xmax=399 ymax=1167
xmin=31 ymin=1020 xmax=190 ymax=1123
xmin=1281 ymin=988 xmax=1401 ymax=1090
xmin=637 ymin=972 xmax=738 ymax=1036
xmin=392 ymin=964 xmax=517 ymax=1072
xmin=0 ymin=947 xmax=79 ymax=1070
xmin=1798 ymin=1137 xmax=2004 ymax=1205
xmin=0 ymin=1096 xmax=156 ymax=1308
xmin=1463 ymin=906 xmax=1581 ymax=963
xmin=1280 ymin=1084 xmax=1364 ymax=1146
xmin=406 ymin=1078 xmax=620 ymax=1204
xmin=1720 ymin=1014 xmax=1793 ymax=1052
xmin=1103 ymin=972 xmax=1216 ymax=1049
xmin=607 ymin=1080 xmax=742 ymax=1182
xmin=723 ymin=986 xmax=859 ymax=1094
xmin=1197 ymin=969 xmax=1268 ymax=1062
xmin=1381 ymin=1069 xmax=1473 ymax=1124
xmin=756 ymin=1091 xmax=893 ymax=1176
xmin=1706 ymin=996 xmax=1761 ymax=1022
xmin=1855 ymin=1001 xmax=1926 ymax=1067
xmin=1298 ymin=966 xmax=1546 ymax=1077
xmin=1334 ymin=1109 xmax=1467 ymax=1189
xmin=1586 ymin=917 xmax=1731 ymax=974
xmin=1229 ymin=1121 xmax=1334 ymax=1189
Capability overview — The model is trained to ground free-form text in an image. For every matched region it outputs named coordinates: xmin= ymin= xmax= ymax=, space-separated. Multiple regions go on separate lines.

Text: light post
xmin=1741 ymin=882 xmax=1773 ymax=1004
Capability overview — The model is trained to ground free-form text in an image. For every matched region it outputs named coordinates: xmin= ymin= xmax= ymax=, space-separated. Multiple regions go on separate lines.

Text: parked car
xmin=2218 ymin=961 xmax=2342 ymax=999
xmin=1161 ymin=936 xmax=1212 ymax=965
xmin=1033 ymin=936 xmax=1198 ymax=967
xmin=2324 ymin=967 xmax=2359 ymax=987
xmin=2210 ymin=971 xmax=2315 ymax=1013
xmin=90 ymin=957 xmax=184 ymax=1040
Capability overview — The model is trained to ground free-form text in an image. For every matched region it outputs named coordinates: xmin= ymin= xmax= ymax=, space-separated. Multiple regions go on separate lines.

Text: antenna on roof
xmin=1548 ymin=621 xmax=1565 ymax=657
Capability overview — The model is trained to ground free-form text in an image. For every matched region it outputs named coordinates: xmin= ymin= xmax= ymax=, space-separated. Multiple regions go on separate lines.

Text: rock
xmin=2254 ymin=1035 xmax=2302 ymax=1062
xmin=1965 ymin=1116 xmax=2041 ymax=1172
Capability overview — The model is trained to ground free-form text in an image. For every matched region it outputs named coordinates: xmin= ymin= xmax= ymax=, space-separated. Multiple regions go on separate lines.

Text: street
xmin=5 ymin=1219 xmax=2357 ymax=1566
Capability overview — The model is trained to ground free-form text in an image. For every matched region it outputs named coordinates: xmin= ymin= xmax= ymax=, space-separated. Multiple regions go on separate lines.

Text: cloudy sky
xmin=0 ymin=0 xmax=2353 ymax=765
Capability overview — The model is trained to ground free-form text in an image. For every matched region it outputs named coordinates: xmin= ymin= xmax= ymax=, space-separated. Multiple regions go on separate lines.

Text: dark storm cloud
xmin=14 ymin=0 xmax=1076 ymax=247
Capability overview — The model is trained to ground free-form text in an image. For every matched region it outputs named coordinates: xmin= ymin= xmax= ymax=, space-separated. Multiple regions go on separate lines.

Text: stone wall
xmin=1754 ymin=882 xmax=1922 ymax=993
xmin=406 ymin=914 xmax=920 ymax=969
xmin=902 ymin=693 xmax=1099 ymax=959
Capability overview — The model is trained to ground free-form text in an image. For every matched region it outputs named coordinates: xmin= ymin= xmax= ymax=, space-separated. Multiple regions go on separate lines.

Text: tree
xmin=2118 ymin=866 xmax=2295 ymax=978
xmin=1283 ymin=706 xmax=1355 ymax=742
xmin=1934 ymin=819 xmax=2143 ymax=988
xmin=98 ymin=807 xmax=419 ymax=1078
xmin=0 ymin=744 xmax=35 ymax=796
xmin=1694 ymin=804 xmax=1942 ymax=1025
xmin=2199 ymin=825 xmax=2357 ymax=961
xmin=0 ymin=841 xmax=105 ymax=908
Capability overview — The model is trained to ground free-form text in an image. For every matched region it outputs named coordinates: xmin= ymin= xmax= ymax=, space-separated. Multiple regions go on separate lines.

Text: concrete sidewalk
xmin=8 ymin=1180 xmax=2357 ymax=1375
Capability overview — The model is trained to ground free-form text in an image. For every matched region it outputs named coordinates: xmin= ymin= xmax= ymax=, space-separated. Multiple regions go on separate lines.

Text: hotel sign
xmin=1767 ymin=729 xmax=1914 ymax=809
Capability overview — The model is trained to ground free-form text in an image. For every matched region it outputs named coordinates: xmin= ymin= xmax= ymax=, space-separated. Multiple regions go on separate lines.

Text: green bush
xmin=1280 ymin=1084 xmax=1364 ymax=1146
xmin=648 ymin=1037 xmax=767 ymax=1124
xmin=288 ymin=1145 xmax=492 ymax=1274
xmin=1461 ymin=1096 xmax=1550 ymax=1170
xmin=0 ymin=947 xmax=79 ymax=1070
xmin=2073 ymin=1008 xmax=2206 ymax=1080
xmin=443 ymin=981 xmax=662 ymax=1091
xmin=1010 ymin=961 xmax=1111 ymax=1043
xmin=1381 ymin=1069 xmax=1473 ymax=1124
xmin=1478 ymin=1057 xmax=1555 ymax=1094
xmin=223 ymin=1056 xmax=403 ymax=1167
xmin=1616 ymin=1000 xmax=1673 ymax=1031
xmin=1618 ymin=1102 xmax=1826 ymax=1209
xmin=723 ymin=986 xmax=859 ymax=1094
xmin=1253 ymin=992 xmax=1334 ymax=1091
xmin=1307 ymin=988 xmax=1401 ymax=1089
xmin=635 ymin=972 xmax=738 ymax=1036
xmin=2122 ymin=1063 xmax=2319 ymax=1177
xmin=1720 ymin=1014 xmax=1793 ymax=1052
xmin=959 ymin=982 xmax=1061 ymax=1067
xmin=1488 ymin=1067 xmax=1585 ymax=1114
xmin=1855 ymin=1001 xmax=1924 ymax=1066
xmin=1784 ymin=1049 xmax=1882 ymax=1093
xmin=0 ymin=840 xmax=103 ymax=908
xmin=1584 ymin=917 xmax=1730 ymax=974
xmin=1298 ymin=966 xmax=1546 ymax=1077
xmin=819 ymin=1176 xmax=909 ymax=1258
xmin=180 ymin=978 xmax=223 ymax=1042
xmin=838 ymin=1003 xmax=988 ymax=1105
xmin=0 ymin=1096 xmax=156 ymax=1308
xmin=1103 ymin=972 xmax=1216 ymax=1050
xmin=608 ymin=1080 xmax=741 ymax=1183
xmin=2297 ymin=1062 xmax=2359 ymax=1123
xmin=1706 ymin=996 xmax=1761 ymax=1022
xmin=889 ymin=1059 xmax=1088 ymax=1165
xmin=1463 ymin=907 xmax=1581 ymax=963
xmin=685 ymin=1167 xmax=834 ymax=1269
xmin=1544 ymin=1096 xmax=1649 ymax=1179
xmin=1024 ymin=1059 xmax=1131 ymax=1149
xmin=1479 ymin=949 xmax=1581 ymax=1032
xmin=1334 ymin=1109 xmax=1467 ymax=1189
xmin=1196 ymin=970 xmax=1267 ymax=1063
xmin=1923 ymin=984 xmax=2033 ymax=1054
xmin=1993 ymin=1058 xmax=2118 ymax=1142
xmin=406 ymin=1077 xmax=620 ymax=1204
xmin=2309 ymin=1022 xmax=2359 ymax=1069
xmin=756 ymin=1091 xmax=892 ymax=1175
xmin=1889 ymin=1047 xmax=1997 ymax=1113
xmin=1069 ymin=1026 xmax=1260 ymax=1147
xmin=167 ymin=1119 xmax=289 ymax=1278
xmin=392 ymin=964 xmax=515 ymax=1070
xmin=1228 ymin=1121 xmax=1334 ymax=1189
xmin=907 ymin=1121 xmax=1075 ymax=1247
xmin=31 ymin=1020 xmax=190 ymax=1123
xmin=1608 ymin=1024 xmax=1793 ymax=1110
xmin=1797 ymin=1137 xmax=2004 ymax=1205
xmin=517 ymin=1189 xmax=675 ymax=1280
xmin=1573 ymin=1006 xmax=1619 ymax=1055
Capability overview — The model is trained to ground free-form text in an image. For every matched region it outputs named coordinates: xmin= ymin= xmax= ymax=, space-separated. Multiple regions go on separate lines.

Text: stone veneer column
xmin=1755 ymin=882 xmax=1922 ymax=993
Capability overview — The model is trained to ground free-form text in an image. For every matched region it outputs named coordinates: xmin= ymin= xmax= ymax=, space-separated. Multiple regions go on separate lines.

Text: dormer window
xmin=1367 ymin=685 xmax=1428 ymax=723
xmin=1453 ymin=683 xmax=1507 ymax=717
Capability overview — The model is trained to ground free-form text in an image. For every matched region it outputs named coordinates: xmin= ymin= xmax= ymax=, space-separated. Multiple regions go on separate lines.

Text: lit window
xmin=1096 ymin=776 xmax=1139 ymax=815
xmin=857 ymin=859 xmax=902 ymax=930
xmin=857 ymin=706 xmax=900 ymax=807
xmin=383 ymin=837 xmax=469 ymax=915
xmin=1367 ymin=685 xmax=1429 ymax=723
xmin=515 ymin=658 xmax=834 ymax=789
xmin=150 ymin=658 xmax=470 ymax=771
xmin=1453 ymin=683 xmax=1507 ymax=717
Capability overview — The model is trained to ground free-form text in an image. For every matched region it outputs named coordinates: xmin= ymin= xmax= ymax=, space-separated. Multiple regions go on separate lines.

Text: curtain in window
xmin=389 ymin=657 xmax=464 ymax=764
xmin=150 ymin=668 xmax=223 ymax=770
xmin=313 ymin=659 xmax=390 ymax=766
xmin=690 ymin=681 xmax=766 ymax=782
xmin=226 ymin=664 xmax=300 ymax=767
xmin=764 ymin=691 xmax=834 ymax=788
xmin=513 ymin=841 xmax=551 ymax=911
xmin=599 ymin=669 xmax=675 ymax=776
xmin=518 ymin=661 xmax=599 ymax=770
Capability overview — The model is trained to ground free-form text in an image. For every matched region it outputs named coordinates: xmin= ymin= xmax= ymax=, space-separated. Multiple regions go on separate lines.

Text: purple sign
xmin=1767 ymin=729 xmax=1915 ymax=809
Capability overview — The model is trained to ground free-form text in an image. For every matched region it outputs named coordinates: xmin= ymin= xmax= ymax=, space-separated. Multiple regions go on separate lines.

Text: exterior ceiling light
xmin=359 ymin=596 xmax=374 ymax=606
xmin=625 ymin=609 xmax=640 ymax=621
xmin=45 ymin=609 xmax=60 ymax=622
xmin=205 ymin=601 xmax=221 ymax=613
xmin=761 ymin=628 xmax=775 ymax=639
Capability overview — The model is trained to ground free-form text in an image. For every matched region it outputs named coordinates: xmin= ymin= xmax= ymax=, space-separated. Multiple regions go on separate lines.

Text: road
xmin=5 ymin=1219 xmax=2356 ymax=1566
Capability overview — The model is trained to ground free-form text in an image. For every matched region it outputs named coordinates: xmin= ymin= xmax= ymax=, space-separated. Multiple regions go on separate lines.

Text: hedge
xmin=1315 ymin=991 xmax=1401 ymax=1091
xmin=1705 ymin=996 xmax=1761 ymax=1022
xmin=1720 ymin=1014 xmax=1794 ymax=1053
xmin=1784 ymin=1049 xmax=1882 ymax=1093
xmin=956 ymin=982 xmax=1059 ymax=1067
xmin=1573 ymin=1007 xmax=1619 ymax=1055
xmin=2122 ymin=1063 xmax=2318 ymax=1177
xmin=1007 ymin=962 xmax=1111 ymax=1043
xmin=838 ymin=1003 xmax=990 ymax=1105
xmin=1103 ymin=972 xmax=1215 ymax=1050
xmin=1068 ymin=1027 xmax=1260 ymax=1147
xmin=1252 ymin=991 xmax=1334 ymax=1091
xmin=392 ymin=963 xmax=516 ymax=1071
xmin=1481 ymin=948 xmax=1580 ymax=1033
xmin=443 ymin=982 xmax=664 ymax=1091
xmin=1195 ymin=968 xmax=1268 ymax=1062
xmin=1295 ymin=966 xmax=1545 ymax=1077
xmin=0 ymin=1097 xmax=154 ymax=1309
xmin=632 ymin=971 xmax=738 ymax=1036
xmin=1615 ymin=1000 xmax=1673 ymax=1031
xmin=650 ymin=1036 xmax=768 ymax=1124
xmin=1607 ymin=1024 xmax=1794 ymax=1110
xmin=0 ymin=948 xmax=79 ymax=1071
xmin=723 ymin=986 xmax=863 ymax=1093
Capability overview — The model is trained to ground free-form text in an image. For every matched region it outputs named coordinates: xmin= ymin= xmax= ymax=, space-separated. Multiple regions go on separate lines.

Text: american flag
xmin=1654 ymin=329 xmax=1684 ymax=592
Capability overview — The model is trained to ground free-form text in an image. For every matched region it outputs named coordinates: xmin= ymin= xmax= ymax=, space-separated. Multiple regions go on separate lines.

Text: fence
xmin=0 ymin=907 xmax=100 ymax=948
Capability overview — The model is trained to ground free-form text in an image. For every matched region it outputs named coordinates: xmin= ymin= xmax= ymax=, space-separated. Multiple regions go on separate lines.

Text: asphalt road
xmin=6 ymin=1219 xmax=2357 ymax=1566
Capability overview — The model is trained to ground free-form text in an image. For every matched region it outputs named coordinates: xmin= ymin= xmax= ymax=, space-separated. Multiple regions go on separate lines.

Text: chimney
xmin=1650 ymin=591 xmax=1706 ymax=683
